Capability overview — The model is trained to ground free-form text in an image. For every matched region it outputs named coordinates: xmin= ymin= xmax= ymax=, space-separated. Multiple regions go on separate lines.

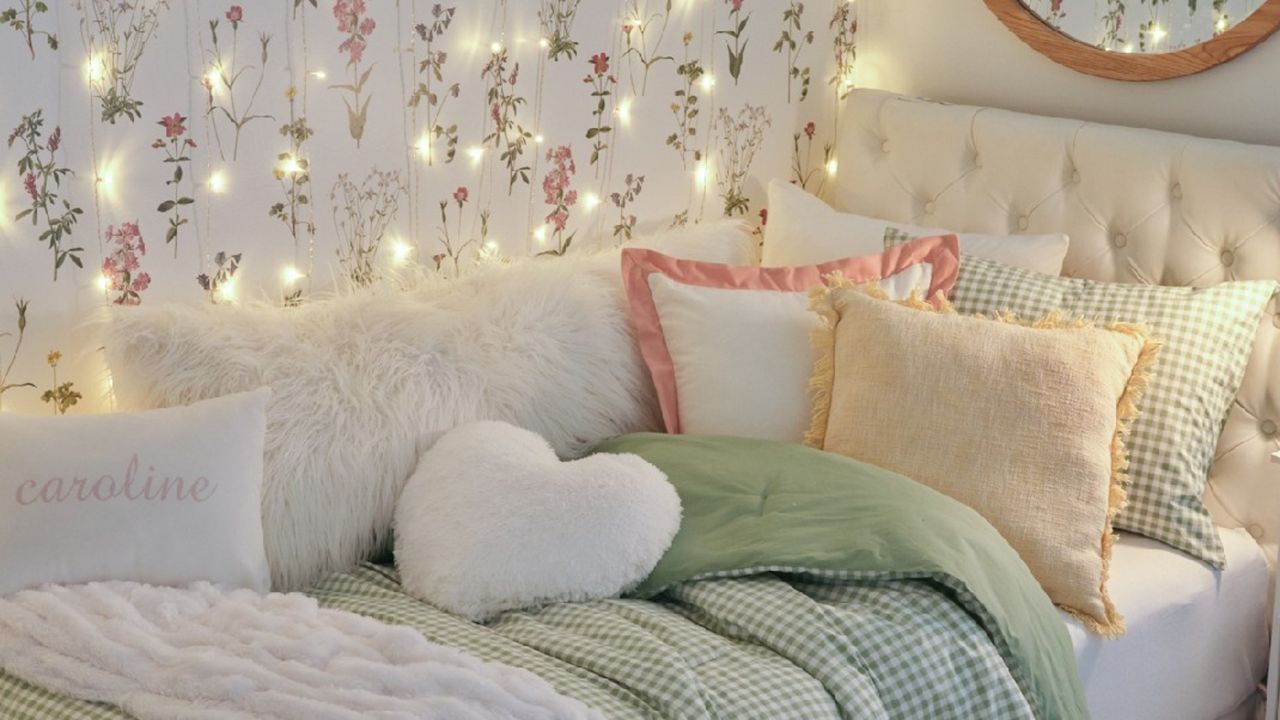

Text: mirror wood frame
xmin=985 ymin=0 xmax=1280 ymax=81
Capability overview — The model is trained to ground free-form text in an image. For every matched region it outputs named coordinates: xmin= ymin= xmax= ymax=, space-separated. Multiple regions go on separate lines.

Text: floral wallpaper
xmin=0 ymin=0 xmax=858 ymax=415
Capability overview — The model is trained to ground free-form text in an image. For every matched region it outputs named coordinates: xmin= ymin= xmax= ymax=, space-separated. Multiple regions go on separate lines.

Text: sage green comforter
xmin=0 ymin=434 xmax=1087 ymax=720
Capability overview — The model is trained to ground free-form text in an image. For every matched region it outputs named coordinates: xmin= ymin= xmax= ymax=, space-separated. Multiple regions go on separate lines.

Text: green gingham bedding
xmin=0 ymin=563 xmax=1038 ymax=720
xmin=2 ymin=433 xmax=1087 ymax=719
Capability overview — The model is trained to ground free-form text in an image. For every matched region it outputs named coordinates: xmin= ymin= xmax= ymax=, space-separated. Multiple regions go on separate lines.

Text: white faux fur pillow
xmin=103 ymin=221 xmax=749 ymax=591
xmin=394 ymin=422 xmax=680 ymax=621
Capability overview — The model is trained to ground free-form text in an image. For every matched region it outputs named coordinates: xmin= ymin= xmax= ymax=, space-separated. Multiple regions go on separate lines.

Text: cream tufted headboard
xmin=835 ymin=89 xmax=1280 ymax=568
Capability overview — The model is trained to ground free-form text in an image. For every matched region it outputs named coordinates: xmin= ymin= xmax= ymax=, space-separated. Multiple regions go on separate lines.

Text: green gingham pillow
xmin=949 ymin=255 xmax=1275 ymax=566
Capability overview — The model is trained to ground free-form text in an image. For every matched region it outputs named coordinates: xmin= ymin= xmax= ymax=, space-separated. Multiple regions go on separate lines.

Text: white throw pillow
xmin=394 ymin=422 xmax=680 ymax=621
xmin=763 ymin=179 xmax=1069 ymax=274
xmin=0 ymin=389 xmax=271 ymax=594
xmin=102 ymin=221 xmax=747 ymax=592
xmin=622 ymin=235 xmax=960 ymax=442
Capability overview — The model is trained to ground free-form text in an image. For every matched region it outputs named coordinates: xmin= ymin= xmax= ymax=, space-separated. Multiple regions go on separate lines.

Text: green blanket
xmin=593 ymin=433 xmax=1089 ymax=720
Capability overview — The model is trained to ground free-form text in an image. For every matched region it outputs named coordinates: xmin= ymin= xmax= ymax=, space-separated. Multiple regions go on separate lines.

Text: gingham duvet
xmin=1 ymin=434 xmax=1088 ymax=719
xmin=1 ymin=563 xmax=1041 ymax=720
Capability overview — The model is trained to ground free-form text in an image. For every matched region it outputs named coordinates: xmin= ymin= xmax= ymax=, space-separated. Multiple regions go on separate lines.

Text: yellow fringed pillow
xmin=806 ymin=280 xmax=1160 ymax=636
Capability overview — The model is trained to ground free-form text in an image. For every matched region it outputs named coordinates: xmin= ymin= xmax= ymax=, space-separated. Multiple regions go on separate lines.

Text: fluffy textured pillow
xmin=952 ymin=256 xmax=1277 ymax=566
xmin=0 ymin=389 xmax=271 ymax=594
xmin=806 ymin=283 xmax=1160 ymax=635
xmin=622 ymin=234 xmax=959 ymax=441
xmin=394 ymin=422 xmax=681 ymax=621
xmin=763 ymin=179 xmax=1069 ymax=274
xmin=104 ymin=222 xmax=749 ymax=591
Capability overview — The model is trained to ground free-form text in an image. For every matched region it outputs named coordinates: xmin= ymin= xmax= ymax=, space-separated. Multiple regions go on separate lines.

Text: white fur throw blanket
xmin=0 ymin=582 xmax=603 ymax=720
xmin=103 ymin=221 xmax=751 ymax=592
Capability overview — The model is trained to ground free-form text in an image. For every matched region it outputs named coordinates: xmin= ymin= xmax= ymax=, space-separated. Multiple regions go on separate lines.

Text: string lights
xmin=85 ymin=53 xmax=106 ymax=86
xmin=390 ymin=239 xmax=413 ymax=265
xmin=280 ymin=265 xmax=305 ymax=285
xmin=208 ymin=170 xmax=227 ymax=194
xmin=277 ymin=154 xmax=303 ymax=176
xmin=215 ymin=274 xmax=239 ymax=303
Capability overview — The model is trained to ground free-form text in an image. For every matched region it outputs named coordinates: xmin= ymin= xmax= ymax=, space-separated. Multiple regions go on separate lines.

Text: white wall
xmin=857 ymin=0 xmax=1280 ymax=147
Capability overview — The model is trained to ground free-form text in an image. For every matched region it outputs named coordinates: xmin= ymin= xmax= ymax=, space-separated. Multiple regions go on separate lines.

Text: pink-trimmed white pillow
xmin=621 ymin=235 xmax=959 ymax=441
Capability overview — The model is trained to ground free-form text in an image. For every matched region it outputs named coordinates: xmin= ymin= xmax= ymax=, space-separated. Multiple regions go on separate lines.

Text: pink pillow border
xmin=621 ymin=234 xmax=961 ymax=434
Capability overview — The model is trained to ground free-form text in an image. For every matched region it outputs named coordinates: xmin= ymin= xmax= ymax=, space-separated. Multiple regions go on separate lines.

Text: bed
xmin=838 ymin=89 xmax=1280 ymax=719
xmin=3 ymin=91 xmax=1277 ymax=720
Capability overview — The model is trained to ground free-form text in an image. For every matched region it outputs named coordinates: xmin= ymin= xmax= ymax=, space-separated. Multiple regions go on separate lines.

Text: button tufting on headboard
xmin=836 ymin=89 xmax=1280 ymax=570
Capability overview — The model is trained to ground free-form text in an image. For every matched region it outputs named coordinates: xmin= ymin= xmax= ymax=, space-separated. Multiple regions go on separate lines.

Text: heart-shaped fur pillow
xmin=394 ymin=422 xmax=681 ymax=621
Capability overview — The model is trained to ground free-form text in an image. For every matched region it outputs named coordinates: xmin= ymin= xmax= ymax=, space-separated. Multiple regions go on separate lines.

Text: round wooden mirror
xmin=986 ymin=0 xmax=1280 ymax=81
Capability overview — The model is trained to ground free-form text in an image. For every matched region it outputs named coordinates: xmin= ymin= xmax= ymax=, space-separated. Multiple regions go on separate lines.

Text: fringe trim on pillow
xmin=804 ymin=279 xmax=1163 ymax=638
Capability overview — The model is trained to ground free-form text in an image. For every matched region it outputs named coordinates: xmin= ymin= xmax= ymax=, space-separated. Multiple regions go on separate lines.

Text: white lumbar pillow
xmin=762 ymin=178 xmax=1070 ymax=274
xmin=394 ymin=421 xmax=681 ymax=621
xmin=0 ymin=389 xmax=271 ymax=594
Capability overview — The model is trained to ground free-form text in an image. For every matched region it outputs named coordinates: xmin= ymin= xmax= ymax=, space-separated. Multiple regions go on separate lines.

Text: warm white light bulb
xmin=97 ymin=170 xmax=114 ymax=188
xmin=208 ymin=170 xmax=227 ymax=194
xmin=582 ymin=192 xmax=601 ymax=212
xmin=699 ymin=73 xmax=715 ymax=93
xmin=278 ymin=155 xmax=302 ymax=176
xmin=1149 ymin=25 xmax=1167 ymax=42
xmin=86 ymin=54 xmax=107 ymax=85
xmin=533 ymin=224 xmax=549 ymax=244
xmin=309 ymin=69 xmax=327 ymax=80
xmin=466 ymin=146 xmax=485 ymax=164
xmin=96 ymin=273 xmax=111 ymax=292
xmin=490 ymin=41 xmax=503 ymax=53
xmin=538 ymin=37 xmax=550 ymax=49
xmin=616 ymin=98 xmax=633 ymax=127
xmin=1122 ymin=43 xmax=1135 ymax=53
xmin=694 ymin=160 xmax=709 ymax=189
xmin=217 ymin=276 xmax=239 ymax=303
xmin=415 ymin=132 xmax=433 ymax=161
xmin=825 ymin=158 xmax=839 ymax=177
xmin=390 ymin=239 xmax=413 ymax=266
xmin=1215 ymin=16 xmax=1228 ymax=32
xmin=484 ymin=239 xmax=499 ymax=251
xmin=281 ymin=265 xmax=304 ymax=285
xmin=533 ymin=134 xmax=545 ymax=144
xmin=205 ymin=65 xmax=224 ymax=91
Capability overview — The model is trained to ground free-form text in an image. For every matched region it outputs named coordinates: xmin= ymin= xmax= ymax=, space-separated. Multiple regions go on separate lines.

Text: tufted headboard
xmin=834 ymin=89 xmax=1280 ymax=568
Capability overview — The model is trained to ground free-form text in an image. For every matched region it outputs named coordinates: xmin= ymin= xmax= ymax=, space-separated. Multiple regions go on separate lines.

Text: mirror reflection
xmin=1021 ymin=0 xmax=1263 ymax=52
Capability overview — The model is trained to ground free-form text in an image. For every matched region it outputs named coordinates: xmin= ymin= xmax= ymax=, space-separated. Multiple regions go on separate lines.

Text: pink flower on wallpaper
xmin=102 ymin=222 xmax=149 ymax=306
xmin=590 ymin=52 xmax=609 ymax=75
xmin=23 ymin=172 xmax=36 ymax=202
xmin=334 ymin=0 xmax=373 ymax=61
xmin=160 ymin=113 xmax=187 ymax=138
xmin=727 ymin=0 xmax=744 ymax=11
xmin=338 ymin=37 xmax=367 ymax=63
xmin=542 ymin=145 xmax=577 ymax=245
xmin=453 ymin=186 xmax=469 ymax=205
xmin=803 ymin=121 xmax=815 ymax=139
xmin=225 ymin=5 xmax=243 ymax=29
xmin=541 ymin=145 xmax=576 ymax=205
xmin=46 ymin=126 xmax=60 ymax=152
